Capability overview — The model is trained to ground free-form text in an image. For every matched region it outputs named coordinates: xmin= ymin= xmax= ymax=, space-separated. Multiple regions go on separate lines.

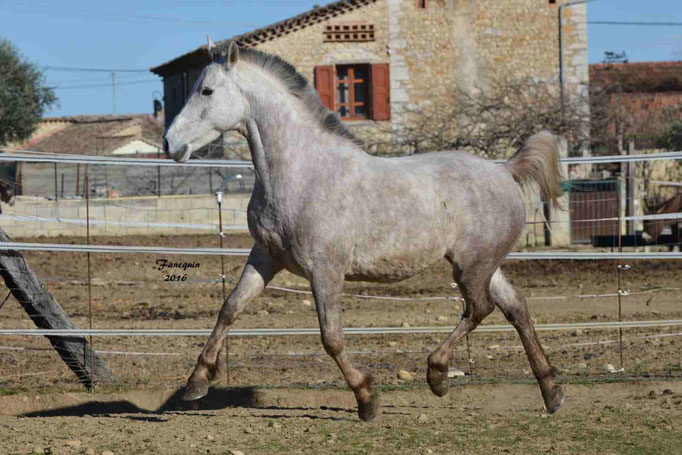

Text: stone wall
xmin=0 ymin=194 xmax=249 ymax=238
xmin=390 ymin=0 xmax=588 ymax=115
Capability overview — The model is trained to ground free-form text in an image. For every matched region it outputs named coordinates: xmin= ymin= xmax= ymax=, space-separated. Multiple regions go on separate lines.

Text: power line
xmin=588 ymin=21 xmax=682 ymax=26
xmin=47 ymin=73 xmax=151 ymax=84
xmin=43 ymin=65 xmax=148 ymax=73
xmin=52 ymin=79 xmax=160 ymax=90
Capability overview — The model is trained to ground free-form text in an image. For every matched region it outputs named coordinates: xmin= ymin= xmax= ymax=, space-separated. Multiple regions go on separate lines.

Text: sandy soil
xmin=1 ymin=381 xmax=681 ymax=454
xmin=0 ymin=233 xmax=681 ymax=453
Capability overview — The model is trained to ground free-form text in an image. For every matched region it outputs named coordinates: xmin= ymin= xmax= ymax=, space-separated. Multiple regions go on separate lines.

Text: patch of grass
xmin=0 ymin=387 xmax=24 ymax=396
xmin=241 ymin=411 xmax=682 ymax=455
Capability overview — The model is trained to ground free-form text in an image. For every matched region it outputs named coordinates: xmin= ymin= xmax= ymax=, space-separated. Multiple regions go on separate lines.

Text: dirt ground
xmin=0 ymin=233 xmax=681 ymax=453
xmin=1 ymin=381 xmax=681 ymax=454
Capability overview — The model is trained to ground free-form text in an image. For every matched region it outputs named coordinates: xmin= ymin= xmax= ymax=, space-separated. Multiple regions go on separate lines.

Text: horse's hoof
xmin=358 ymin=391 xmax=380 ymax=422
xmin=544 ymin=386 xmax=564 ymax=414
xmin=183 ymin=381 xmax=209 ymax=401
xmin=427 ymin=368 xmax=450 ymax=397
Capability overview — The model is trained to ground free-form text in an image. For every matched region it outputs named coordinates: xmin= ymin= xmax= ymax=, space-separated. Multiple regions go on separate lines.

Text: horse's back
xmin=341 ymin=151 xmax=525 ymax=281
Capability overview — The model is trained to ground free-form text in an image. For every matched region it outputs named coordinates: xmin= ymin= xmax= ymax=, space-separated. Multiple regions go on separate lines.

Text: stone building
xmin=150 ymin=0 xmax=588 ymax=146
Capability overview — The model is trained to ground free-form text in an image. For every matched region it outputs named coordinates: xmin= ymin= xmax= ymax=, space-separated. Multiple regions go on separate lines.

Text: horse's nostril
xmin=163 ymin=138 xmax=169 ymax=154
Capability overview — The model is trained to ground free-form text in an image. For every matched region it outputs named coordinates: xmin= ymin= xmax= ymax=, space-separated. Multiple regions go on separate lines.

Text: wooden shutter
xmin=315 ymin=66 xmax=335 ymax=110
xmin=371 ymin=63 xmax=390 ymax=121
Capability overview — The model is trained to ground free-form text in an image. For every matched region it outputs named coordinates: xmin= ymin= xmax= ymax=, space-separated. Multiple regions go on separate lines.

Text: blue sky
xmin=1 ymin=0 xmax=681 ymax=118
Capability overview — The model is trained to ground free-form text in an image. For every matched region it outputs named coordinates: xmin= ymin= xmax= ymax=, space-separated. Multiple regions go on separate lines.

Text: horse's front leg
xmin=183 ymin=245 xmax=282 ymax=401
xmin=311 ymin=267 xmax=379 ymax=421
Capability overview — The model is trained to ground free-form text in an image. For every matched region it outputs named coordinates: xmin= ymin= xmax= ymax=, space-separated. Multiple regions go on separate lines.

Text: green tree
xmin=0 ymin=39 xmax=57 ymax=146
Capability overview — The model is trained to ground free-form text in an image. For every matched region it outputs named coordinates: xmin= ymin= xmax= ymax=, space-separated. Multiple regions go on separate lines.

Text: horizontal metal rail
xmin=2 ymin=149 xmax=681 ymax=167
xmin=1 ymin=320 xmax=680 ymax=337
xmin=0 ymin=150 xmax=254 ymax=169
xmin=0 ymin=242 xmax=680 ymax=259
xmin=0 ymin=214 xmax=247 ymax=231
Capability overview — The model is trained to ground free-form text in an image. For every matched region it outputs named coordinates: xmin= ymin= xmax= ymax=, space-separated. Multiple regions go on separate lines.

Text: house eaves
xmin=150 ymin=0 xmax=377 ymax=77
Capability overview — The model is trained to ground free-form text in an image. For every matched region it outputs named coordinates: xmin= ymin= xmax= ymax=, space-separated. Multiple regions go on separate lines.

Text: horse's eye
xmin=201 ymin=88 xmax=214 ymax=96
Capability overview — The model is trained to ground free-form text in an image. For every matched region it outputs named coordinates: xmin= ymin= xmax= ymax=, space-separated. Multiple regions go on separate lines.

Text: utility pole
xmin=559 ymin=0 xmax=594 ymax=110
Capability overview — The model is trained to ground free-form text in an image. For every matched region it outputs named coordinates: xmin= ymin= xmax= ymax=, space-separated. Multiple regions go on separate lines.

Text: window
xmin=315 ymin=64 xmax=390 ymax=121
xmin=416 ymin=0 xmax=428 ymax=9
xmin=336 ymin=65 xmax=369 ymax=119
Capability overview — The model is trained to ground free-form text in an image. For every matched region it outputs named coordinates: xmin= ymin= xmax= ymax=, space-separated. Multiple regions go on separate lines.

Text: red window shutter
xmin=371 ymin=63 xmax=390 ymax=121
xmin=315 ymin=66 xmax=335 ymax=110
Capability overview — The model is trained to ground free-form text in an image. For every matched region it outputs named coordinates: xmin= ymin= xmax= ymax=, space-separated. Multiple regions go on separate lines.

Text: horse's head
xmin=163 ymin=38 xmax=248 ymax=162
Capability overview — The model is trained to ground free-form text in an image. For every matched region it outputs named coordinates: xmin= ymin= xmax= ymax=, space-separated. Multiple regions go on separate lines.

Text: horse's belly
xmin=346 ymin=247 xmax=444 ymax=283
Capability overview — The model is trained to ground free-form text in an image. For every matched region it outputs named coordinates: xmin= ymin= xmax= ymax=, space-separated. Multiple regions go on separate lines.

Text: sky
xmin=1 ymin=0 xmax=681 ymax=118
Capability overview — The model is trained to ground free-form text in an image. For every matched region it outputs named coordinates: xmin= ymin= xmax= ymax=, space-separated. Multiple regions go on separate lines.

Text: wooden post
xmin=626 ymin=140 xmax=636 ymax=236
xmin=0 ymin=228 xmax=117 ymax=387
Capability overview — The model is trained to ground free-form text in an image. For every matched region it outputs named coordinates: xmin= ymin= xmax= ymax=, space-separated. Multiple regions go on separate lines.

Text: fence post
xmin=616 ymin=192 xmax=625 ymax=371
xmin=85 ymin=174 xmax=95 ymax=390
xmin=216 ymin=191 xmax=229 ymax=384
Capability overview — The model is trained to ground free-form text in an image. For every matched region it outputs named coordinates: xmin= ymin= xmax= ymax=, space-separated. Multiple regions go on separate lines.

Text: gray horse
xmin=163 ymin=39 xmax=565 ymax=421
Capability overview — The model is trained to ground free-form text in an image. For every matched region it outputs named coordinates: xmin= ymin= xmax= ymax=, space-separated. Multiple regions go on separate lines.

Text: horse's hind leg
xmin=490 ymin=269 xmax=564 ymax=413
xmin=427 ymin=264 xmax=496 ymax=397
xmin=183 ymin=245 xmax=282 ymax=401
xmin=311 ymin=267 xmax=378 ymax=421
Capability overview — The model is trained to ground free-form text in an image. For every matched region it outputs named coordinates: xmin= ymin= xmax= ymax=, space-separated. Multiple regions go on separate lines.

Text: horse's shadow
xmin=20 ymin=387 xmax=345 ymax=420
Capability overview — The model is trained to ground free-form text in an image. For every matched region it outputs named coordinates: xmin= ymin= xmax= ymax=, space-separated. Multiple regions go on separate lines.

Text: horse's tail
xmin=504 ymin=131 xmax=564 ymax=210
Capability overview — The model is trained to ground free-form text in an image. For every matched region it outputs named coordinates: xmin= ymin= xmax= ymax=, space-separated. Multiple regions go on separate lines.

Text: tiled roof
xmin=590 ymin=61 xmax=682 ymax=93
xmin=23 ymin=114 xmax=164 ymax=156
xmin=150 ymin=0 xmax=377 ymax=76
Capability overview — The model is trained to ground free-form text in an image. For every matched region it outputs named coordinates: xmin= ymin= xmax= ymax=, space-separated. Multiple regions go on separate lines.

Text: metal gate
xmin=569 ymin=180 xmax=620 ymax=244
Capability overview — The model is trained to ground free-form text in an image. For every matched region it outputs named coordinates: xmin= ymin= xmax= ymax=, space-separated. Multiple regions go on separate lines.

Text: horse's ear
xmin=207 ymin=35 xmax=217 ymax=60
xmin=227 ymin=41 xmax=240 ymax=67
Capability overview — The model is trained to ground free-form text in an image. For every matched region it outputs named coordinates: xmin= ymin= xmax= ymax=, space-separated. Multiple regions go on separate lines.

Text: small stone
xmin=417 ymin=413 xmax=429 ymax=423
xmin=243 ymin=427 xmax=254 ymax=435
xmin=541 ymin=414 xmax=549 ymax=418
xmin=447 ymin=368 xmax=465 ymax=378
xmin=32 ymin=447 xmax=44 ymax=454
xmin=257 ymin=309 xmax=269 ymax=316
xmin=488 ymin=344 xmax=500 ymax=350
xmin=301 ymin=299 xmax=312 ymax=307
xmin=662 ymin=389 xmax=673 ymax=395
xmin=388 ymin=341 xmax=398 ymax=347
xmin=578 ymin=363 xmax=588 ymax=369
xmin=66 ymin=440 xmax=82 ymax=448
xmin=397 ymin=369 xmax=414 ymax=381
xmin=571 ymin=329 xmax=583 ymax=337
xmin=603 ymin=363 xmax=616 ymax=373
xmin=206 ymin=434 xmax=214 ymax=441
xmin=22 ymin=397 xmax=29 ymax=403
xmin=229 ymin=451 xmax=245 ymax=455
xmin=648 ymin=390 xmax=657 ymax=399
xmin=436 ymin=315 xmax=448 ymax=322
xmin=651 ymin=310 xmax=660 ymax=316
xmin=401 ymin=321 xmax=410 ymax=328
xmin=426 ymin=450 xmax=434 ymax=454
xmin=102 ymin=451 xmax=115 ymax=455
xmin=485 ymin=354 xmax=494 ymax=360
xmin=268 ymin=421 xmax=282 ymax=429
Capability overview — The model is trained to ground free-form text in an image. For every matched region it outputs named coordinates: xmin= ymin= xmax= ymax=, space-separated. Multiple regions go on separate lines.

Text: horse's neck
xmin=246 ymin=89 xmax=363 ymax=199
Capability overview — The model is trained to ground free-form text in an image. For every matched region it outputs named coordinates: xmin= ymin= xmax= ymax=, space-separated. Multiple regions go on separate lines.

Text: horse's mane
xmin=221 ymin=44 xmax=363 ymax=147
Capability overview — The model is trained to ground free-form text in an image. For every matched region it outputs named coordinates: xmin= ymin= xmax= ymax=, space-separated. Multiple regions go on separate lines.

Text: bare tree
xmin=378 ymin=78 xmax=590 ymax=159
